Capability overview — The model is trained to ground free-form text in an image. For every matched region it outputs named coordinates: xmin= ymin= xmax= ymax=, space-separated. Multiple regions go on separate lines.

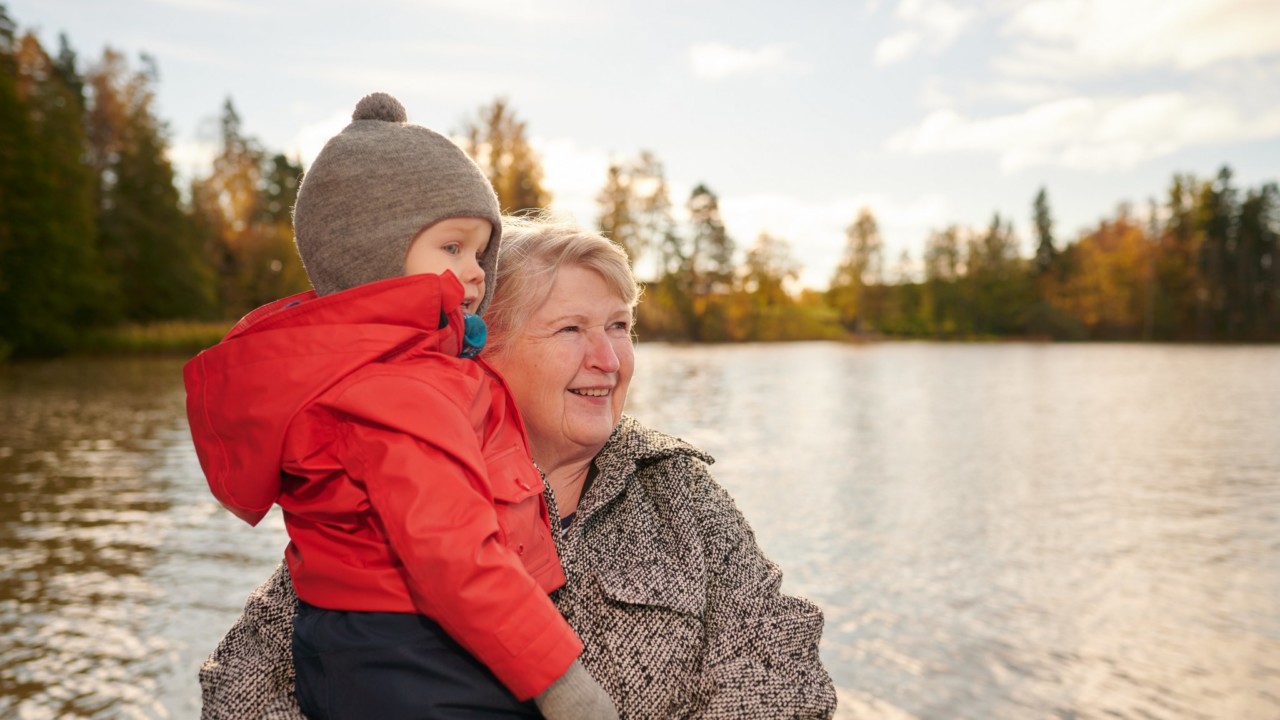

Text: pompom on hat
xmin=292 ymin=92 xmax=501 ymax=310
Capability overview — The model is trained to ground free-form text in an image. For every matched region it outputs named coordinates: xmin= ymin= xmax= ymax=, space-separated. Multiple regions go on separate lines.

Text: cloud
xmin=886 ymin=92 xmax=1280 ymax=171
xmin=531 ymin=137 xmax=613 ymax=226
xmin=283 ymin=62 xmax=514 ymax=106
xmin=999 ymin=0 xmax=1280 ymax=77
xmin=285 ymin=110 xmax=351 ymax=169
xmin=689 ymin=43 xmax=807 ymax=80
xmin=392 ymin=0 xmax=581 ymax=23
xmin=874 ymin=33 xmax=921 ymax=66
xmin=978 ymin=79 xmax=1073 ymax=105
xmin=873 ymin=0 xmax=977 ymax=66
xmin=166 ymin=139 xmax=217 ymax=181
xmin=141 ymin=0 xmax=265 ymax=15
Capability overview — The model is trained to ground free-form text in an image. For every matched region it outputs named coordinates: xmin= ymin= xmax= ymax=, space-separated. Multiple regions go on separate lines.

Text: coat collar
xmin=573 ymin=415 xmax=714 ymax=523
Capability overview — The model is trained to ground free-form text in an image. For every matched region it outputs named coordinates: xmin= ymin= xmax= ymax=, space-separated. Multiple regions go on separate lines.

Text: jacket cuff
xmin=484 ymin=591 xmax=583 ymax=700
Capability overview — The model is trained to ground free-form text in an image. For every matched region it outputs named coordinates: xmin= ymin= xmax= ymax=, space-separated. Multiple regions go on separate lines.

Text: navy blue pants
xmin=293 ymin=601 xmax=542 ymax=720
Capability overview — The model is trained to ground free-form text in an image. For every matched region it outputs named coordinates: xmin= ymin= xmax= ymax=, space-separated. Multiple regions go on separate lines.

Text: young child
xmin=184 ymin=93 xmax=616 ymax=720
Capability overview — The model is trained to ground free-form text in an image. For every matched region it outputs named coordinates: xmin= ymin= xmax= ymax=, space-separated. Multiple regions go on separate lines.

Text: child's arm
xmin=535 ymin=659 xmax=619 ymax=720
xmin=324 ymin=367 xmax=582 ymax=701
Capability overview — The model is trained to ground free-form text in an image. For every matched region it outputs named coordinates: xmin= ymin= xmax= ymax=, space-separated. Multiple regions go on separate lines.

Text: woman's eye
xmin=608 ymin=321 xmax=630 ymax=333
xmin=557 ymin=326 xmax=580 ymax=334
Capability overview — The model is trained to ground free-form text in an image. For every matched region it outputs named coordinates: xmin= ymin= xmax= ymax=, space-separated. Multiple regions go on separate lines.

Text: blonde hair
xmin=485 ymin=215 xmax=640 ymax=359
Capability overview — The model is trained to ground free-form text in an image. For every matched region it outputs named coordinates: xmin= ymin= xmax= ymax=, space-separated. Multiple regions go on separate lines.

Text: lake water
xmin=1 ymin=343 xmax=1277 ymax=719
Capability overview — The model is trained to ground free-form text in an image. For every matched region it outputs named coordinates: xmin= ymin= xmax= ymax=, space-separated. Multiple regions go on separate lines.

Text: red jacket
xmin=184 ymin=272 xmax=581 ymax=700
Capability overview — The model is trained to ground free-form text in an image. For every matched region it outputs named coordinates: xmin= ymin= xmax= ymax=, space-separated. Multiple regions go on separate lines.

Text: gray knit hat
xmin=293 ymin=92 xmax=501 ymax=309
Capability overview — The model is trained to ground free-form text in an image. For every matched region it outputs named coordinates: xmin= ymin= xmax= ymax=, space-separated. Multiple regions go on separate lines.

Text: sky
xmin=10 ymin=0 xmax=1280 ymax=289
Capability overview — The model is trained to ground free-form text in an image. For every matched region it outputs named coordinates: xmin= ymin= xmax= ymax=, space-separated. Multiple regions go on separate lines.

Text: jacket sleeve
xmin=199 ymin=562 xmax=305 ymax=720
xmin=684 ymin=458 xmax=838 ymax=719
xmin=326 ymin=371 xmax=582 ymax=700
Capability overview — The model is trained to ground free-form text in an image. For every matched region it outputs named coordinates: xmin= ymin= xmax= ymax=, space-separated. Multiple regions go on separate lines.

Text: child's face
xmin=404 ymin=217 xmax=491 ymax=313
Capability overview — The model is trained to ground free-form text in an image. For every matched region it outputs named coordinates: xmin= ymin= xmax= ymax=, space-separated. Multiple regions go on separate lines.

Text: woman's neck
xmin=542 ymin=457 xmax=594 ymax=517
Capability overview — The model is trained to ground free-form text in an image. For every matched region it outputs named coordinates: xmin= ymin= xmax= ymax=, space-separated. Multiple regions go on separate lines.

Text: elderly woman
xmin=201 ymin=217 xmax=837 ymax=720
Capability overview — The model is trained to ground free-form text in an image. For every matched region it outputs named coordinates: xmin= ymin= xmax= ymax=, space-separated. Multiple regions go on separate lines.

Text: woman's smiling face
xmin=488 ymin=265 xmax=634 ymax=468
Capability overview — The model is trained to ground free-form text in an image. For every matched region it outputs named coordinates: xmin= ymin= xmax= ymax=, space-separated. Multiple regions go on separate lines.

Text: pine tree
xmin=1157 ymin=173 xmax=1204 ymax=339
xmin=742 ymin=232 xmax=800 ymax=339
xmin=593 ymin=150 xmax=677 ymax=271
xmin=1032 ymin=187 xmax=1056 ymax=275
xmin=686 ymin=183 xmax=735 ymax=295
xmin=596 ymin=162 xmax=639 ymax=261
xmin=87 ymin=48 xmax=215 ymax=321
xmin=965 ymin=212 xmax=1029 ymax=335
xmin=0 ymin=7 xmax=24 ymax=356
xmin=1235 ymin=182 xmax=1279 ymax=339
xmin=261 ymin=153 xmax=303 ymax=225
xmin=651 ymin=182 xmax=736 ymax=340
xmin=827 ymin=208 xmax=883 ymax=332
xmin=922 ymin=226 xmax=964 ymax=335
xmin=0 ymin=31 xmax=110 ymax=356
xmin=1198 ymin=166 xmax=1236 ymax=339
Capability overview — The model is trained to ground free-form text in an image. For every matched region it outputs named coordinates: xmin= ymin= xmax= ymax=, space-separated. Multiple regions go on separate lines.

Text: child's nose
xmin=461 ymin=256 xmax=484 ymax=284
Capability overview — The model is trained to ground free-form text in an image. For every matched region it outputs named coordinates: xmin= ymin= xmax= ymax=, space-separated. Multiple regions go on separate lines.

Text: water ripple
xmin=3 ymin=347 xmax=1280 ymax=718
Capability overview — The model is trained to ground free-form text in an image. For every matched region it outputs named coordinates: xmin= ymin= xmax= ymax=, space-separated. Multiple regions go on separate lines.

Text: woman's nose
xmin=585 ymin=330 xmax=621 ymax=373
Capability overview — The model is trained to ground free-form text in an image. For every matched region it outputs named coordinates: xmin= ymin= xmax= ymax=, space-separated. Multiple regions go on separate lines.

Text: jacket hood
xmin=184 ymin=272 xmax=467 ymax=525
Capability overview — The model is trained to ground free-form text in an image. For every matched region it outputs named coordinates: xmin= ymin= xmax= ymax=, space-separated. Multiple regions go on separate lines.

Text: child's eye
xmin=443 ymin=243 xmax=461 ymax=255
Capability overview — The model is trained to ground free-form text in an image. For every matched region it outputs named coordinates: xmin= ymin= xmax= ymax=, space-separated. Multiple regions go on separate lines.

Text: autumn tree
xmin=1045 ymin=211 xmax=1152 ymax=338
xmin=191 ymin=99 xmax=308 ymax=315
xmin=459 ymin=98 xmax=551 ymax=214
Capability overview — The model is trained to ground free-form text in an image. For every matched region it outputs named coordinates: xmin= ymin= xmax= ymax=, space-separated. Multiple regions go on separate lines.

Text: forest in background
xmin=1 ymin=4 xmax=1277 ymax=359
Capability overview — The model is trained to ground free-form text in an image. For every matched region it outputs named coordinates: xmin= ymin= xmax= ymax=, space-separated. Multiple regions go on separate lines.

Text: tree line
xmin=823 ymin=174 xmax=1280 ymax=342
xmin=598 ymin=155 xmax=1279 ymax=343
xmin=1 ymin=5 xmax=1277 ymax=358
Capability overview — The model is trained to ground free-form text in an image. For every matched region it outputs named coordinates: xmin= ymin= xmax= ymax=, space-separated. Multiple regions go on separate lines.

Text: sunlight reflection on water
xmin=1 ymin=344 xmax=1278 ymax=719
xmin=627 ymin=342 xmax=1280 ymax=720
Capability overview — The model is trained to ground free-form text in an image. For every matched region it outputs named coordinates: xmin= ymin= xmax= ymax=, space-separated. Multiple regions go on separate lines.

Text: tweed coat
xmin=199 ymin=415 xmax=837 ymax=719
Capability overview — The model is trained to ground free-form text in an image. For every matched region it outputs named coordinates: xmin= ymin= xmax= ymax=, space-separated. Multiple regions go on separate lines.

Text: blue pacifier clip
xmin=460 ymin=313 xmax=488 ymax=359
